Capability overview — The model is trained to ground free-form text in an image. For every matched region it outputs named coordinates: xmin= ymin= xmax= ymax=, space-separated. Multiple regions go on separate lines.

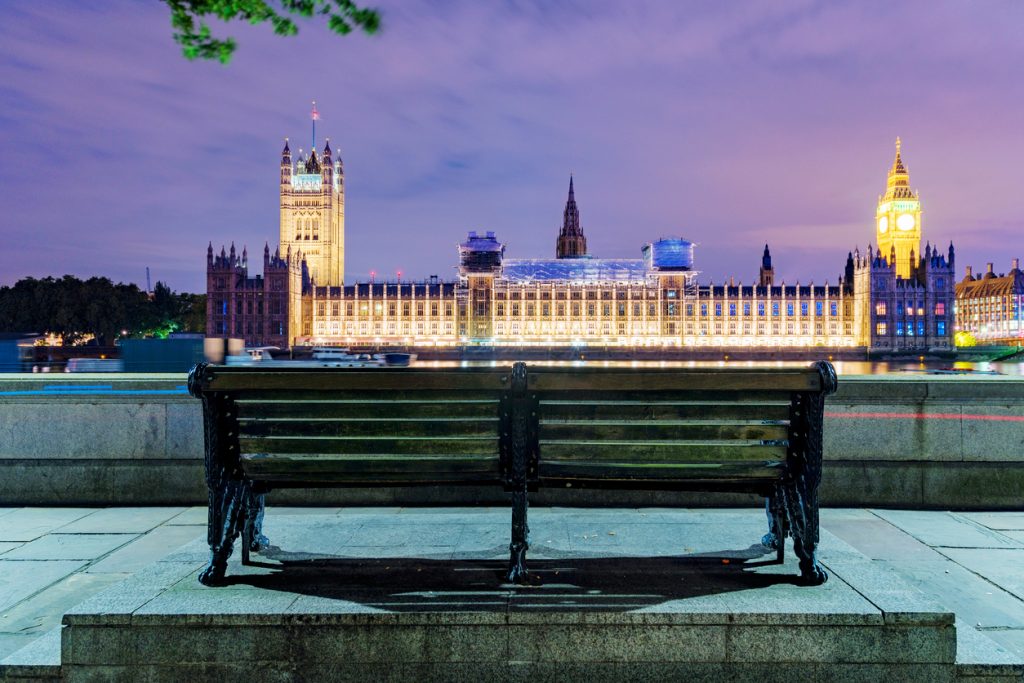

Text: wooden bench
xmin=187 ymin=360 xmax=837 ymax=586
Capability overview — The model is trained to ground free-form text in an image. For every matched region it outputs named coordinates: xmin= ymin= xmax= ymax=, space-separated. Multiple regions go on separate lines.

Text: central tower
xmin=279 ymin=104 xmax=345 ymax=286
xmin=875 ymin=137 xmax=921 ymax=279
xmin=556 ymin=176 xmax=588 ymax=258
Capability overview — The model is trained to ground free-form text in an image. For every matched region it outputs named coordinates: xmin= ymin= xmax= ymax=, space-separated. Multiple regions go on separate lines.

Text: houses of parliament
xmin=206 ymin=132 xmax=955 ymax=352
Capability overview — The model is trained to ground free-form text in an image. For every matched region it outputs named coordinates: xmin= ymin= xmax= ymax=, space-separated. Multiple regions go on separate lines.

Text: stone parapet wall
xmin=1 ymin=373 xmax=1022 ymax=508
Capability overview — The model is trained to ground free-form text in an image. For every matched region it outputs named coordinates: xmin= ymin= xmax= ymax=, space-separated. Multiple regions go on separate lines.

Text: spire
xmin=556 ymin=175 xmax=587 ymax=258
xmin=281 ymin=137 xmax=291 ymax=162
xmin=311 ymin=100 xmax=319 ymax=152
xmin=883 ymin=136 xmax=915 ymax=200
xmin=759 ymin=244 xmax=774 ymax=287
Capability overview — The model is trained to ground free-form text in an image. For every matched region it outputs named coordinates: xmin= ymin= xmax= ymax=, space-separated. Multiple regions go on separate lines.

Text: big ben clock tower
xmin=875 ymin=137 xmax=921 ymax=279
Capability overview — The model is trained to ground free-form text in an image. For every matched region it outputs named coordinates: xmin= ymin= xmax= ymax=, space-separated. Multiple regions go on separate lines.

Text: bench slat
xmin=528 ymin=369 xmax=821 ymax=392
xmin=239 ymin=435 xmax=499 ymax=456
xmin=540 ymin=401 xmax=791 ymax=421
xmin=230 ymin=389 xmax=504 ymax=402
xmin=539 ymin=421 xmax=788 ymax=442
xmin=206 ymin=369 xmax=510 ymax=392
xmin=538 ymin=460 xmax=783 ymax=482
xmin=532 ymin=390 xmax=795 ymax=403
xmin=241 ymin=453 xmax=499 ymax=481
xmin=538 ymin=440 xmax=788 ymax=462
xmin=239 ymin=417 xmax=499 ymax=438
xmin=236 ymin=399 xmax=498 ymax=420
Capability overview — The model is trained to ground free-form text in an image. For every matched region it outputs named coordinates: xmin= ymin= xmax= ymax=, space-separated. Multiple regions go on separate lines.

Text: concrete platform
xmin=59 ymin=512 xmax=955 ymax=682
xmin=2 ymin=508 xmax=1023 ymax=682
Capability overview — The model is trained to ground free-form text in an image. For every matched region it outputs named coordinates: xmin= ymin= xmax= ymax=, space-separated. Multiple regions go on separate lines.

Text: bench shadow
xmin=224 ymin=542 xmax=796 ymax=611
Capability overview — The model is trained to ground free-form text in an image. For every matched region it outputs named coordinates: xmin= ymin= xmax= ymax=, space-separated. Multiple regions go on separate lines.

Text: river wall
xmin=0 ymin=372 xmax=1020 ymax=509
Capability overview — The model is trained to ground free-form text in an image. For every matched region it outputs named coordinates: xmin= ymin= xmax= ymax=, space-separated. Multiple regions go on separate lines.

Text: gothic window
xmin=758 ymin=302 xmax=765 ymax=317
xmin=816 ymin=301 xmax=824 ymax=317
xmin=446 ymin=304 xmax=454 ymax=317
xmin=586 ymin=304 xmax=595 ymax=316
xmin=728 ymin=303 xmax=736 ymax=317
xmin=317 ymin=302 xmax=326 ymax=317
xmin=830 ymin=302 xmax=838 ymax=317
xmin=700 ymin=303 xmax=708 ymax=317
xmin=528 ymin=304 xmax=536 ymax=316
xmin=772 ymin=302 xmax=780 ymax=317
xmin=431 ymin=303 xmax=439 ymax=316
xmin=332 ymin=302 xmax=340 ymax=317
xmin=786 ymin=303 xmax=794 ymax=317
xmin=743 ymin=303 xmax=750 ymax=316
xmin=801 ymin=302 xmax=809 ymax=317
xmin=388 ymin=303 xmax=397 ymax=316
xmin=935 ymin=302 xmax=945 ymax=315
xmin=937 ymin=321 xmax=946 ymax=335
xmin=876 ymin=302 xmax=887 ymax=316
xmin=714 ymin=303 xmax=722 ymax=316
xmin=917 ymin=321 xmax=925 ymax=336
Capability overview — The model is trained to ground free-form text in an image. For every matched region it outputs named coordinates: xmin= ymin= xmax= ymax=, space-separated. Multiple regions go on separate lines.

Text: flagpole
xmin=311 ymin=100 xmax=316 ymax=152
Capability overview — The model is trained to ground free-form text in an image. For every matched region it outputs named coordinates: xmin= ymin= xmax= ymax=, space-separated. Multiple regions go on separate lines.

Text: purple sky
xmin=1 ymin=1 xmax=1023 ymax=293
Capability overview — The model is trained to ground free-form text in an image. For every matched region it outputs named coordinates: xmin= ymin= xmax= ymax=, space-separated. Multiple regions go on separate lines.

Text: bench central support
xmin=503 ymin=362 xmax=540 ymax=585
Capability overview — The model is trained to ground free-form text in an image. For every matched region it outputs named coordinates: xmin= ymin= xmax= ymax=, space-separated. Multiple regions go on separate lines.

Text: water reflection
xmin=411 ymin=358 xmax=1022 ymax=376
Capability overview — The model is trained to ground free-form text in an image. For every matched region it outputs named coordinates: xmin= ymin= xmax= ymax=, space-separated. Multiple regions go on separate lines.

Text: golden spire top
xmin=884 ymin=136 xmax=913 ymax=199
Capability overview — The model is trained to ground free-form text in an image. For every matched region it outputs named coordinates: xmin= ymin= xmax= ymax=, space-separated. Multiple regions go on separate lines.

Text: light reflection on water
xmin=411 ymin=358 xmax=1023 ymax=376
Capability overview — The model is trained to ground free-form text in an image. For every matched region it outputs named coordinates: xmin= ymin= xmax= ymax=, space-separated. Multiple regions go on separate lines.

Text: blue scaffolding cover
xmin=500 ymin=259 xmax=649 ymax=283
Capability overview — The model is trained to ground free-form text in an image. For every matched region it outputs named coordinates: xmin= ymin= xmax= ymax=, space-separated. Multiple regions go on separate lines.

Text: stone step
xmin=956 ymin=620 xmax=1024 ymax=682
xmin=0 ymin=626 xmax=60 ymax=683
xmin=55 ymin=514 xmax=964 ymax=681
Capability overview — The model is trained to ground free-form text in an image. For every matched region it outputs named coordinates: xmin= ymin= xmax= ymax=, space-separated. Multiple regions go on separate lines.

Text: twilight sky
xmin=1 ymin=1 xmax=1023 ymax=293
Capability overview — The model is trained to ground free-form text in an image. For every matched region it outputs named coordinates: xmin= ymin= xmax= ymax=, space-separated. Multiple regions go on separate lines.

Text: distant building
xmin=205 ymin=243 xmax=303 ymax=348
xmin=206 ymin=123 xmax=954 ymax=352
xmin=955 ymin=260 xmax=1024 ymax=344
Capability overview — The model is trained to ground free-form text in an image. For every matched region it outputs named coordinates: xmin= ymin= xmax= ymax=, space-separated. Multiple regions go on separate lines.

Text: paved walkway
xmin=1 ymin=506 xmax=1023 ymax=666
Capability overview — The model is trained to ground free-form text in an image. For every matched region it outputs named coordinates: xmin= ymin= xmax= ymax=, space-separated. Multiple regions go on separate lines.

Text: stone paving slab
xmin=961 ymin=513 xmax=1024 ymax=531
xmin=937 ymin=549 xmax=1024 ymax=603
xmin=872 ymin=510 xmax=1023 ymax=549
xmin=56 ymin=507 xmax=186 ymax=534
xmin=2 ymin=535 xmax=136 ymax=562
xmin=0 ymin=510 xmax=97 ymax=543
xmin=0 ymin=572 xmax=127 ymax=638
xmin=85 ymin=524 xmax=204 ymax=574
xmin=0 ymin=561 xmax=86 ymax=614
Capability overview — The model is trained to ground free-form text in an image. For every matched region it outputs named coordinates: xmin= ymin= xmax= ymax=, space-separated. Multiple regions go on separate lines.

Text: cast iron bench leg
xmin=199 ymin=479 xmax=247 ymax=586
xmin=762 ymin=490 xmax=787 ymax=563
xmin=506 ymin=487 xmax=539 ymax=585
xmin=241 ymin=491 xmax=268 ymax=566
xmin=787 ymin=478 xmax=827 ymax=586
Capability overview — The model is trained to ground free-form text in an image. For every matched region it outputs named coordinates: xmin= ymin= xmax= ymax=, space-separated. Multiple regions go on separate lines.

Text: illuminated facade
xmin=206 ymin=134 xmax=955 ymax=352
xmin=279 ymin=139 xmax=345 ymax=287
xmin=955 ymin=261 xmax=1024 ymax=344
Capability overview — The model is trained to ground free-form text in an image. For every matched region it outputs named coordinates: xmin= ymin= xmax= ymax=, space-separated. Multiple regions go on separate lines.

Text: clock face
xmin=897 ymin=213 xmax=916 ymax=231
xmin=878 ymin=216 xmax=888 ymax=233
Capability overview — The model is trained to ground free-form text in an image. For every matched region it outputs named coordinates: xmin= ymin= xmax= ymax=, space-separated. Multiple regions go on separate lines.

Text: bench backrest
xmin=189 ymin=362 xmax=836 ymax=492
xmin=523 ymin=365 xmax=835 ymax=491
xmin=188 ymin=366 xmax=510 ymax=487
